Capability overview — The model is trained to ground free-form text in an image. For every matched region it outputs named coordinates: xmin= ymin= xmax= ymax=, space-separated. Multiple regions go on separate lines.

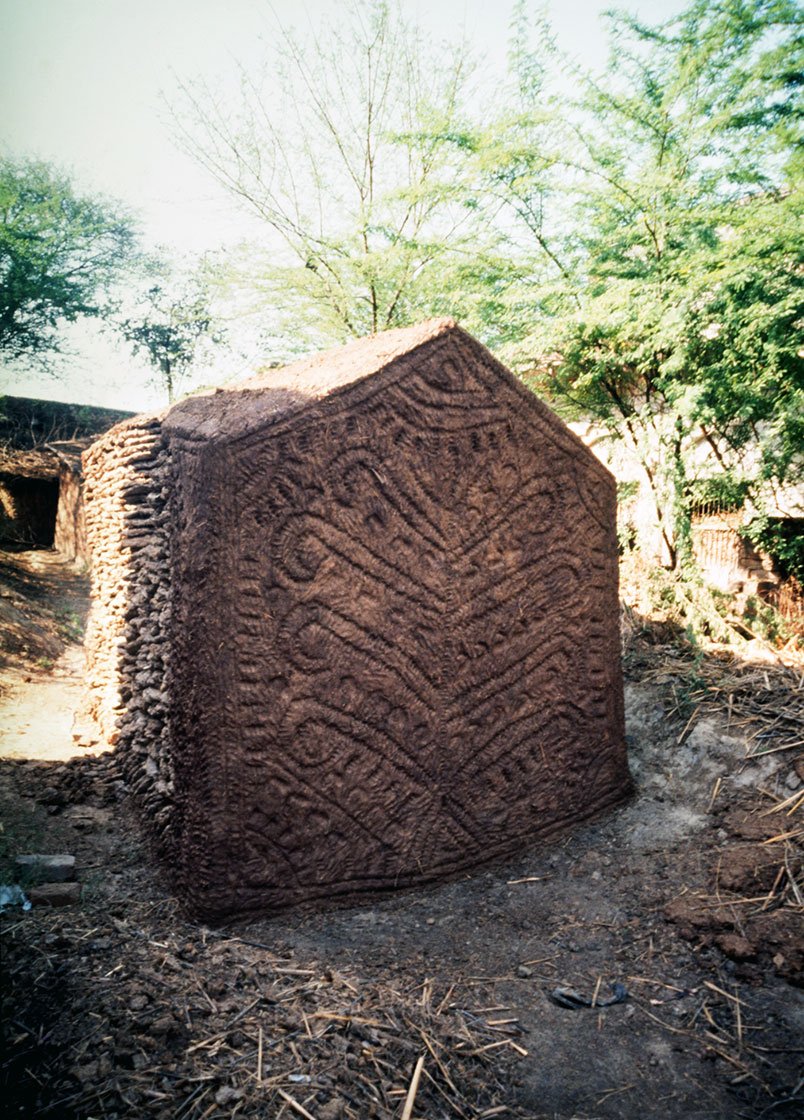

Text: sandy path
xmin=0 ymin=643 xmax=101 ymax=761
xmin=0 ymin=548 xmax=105 ymax=761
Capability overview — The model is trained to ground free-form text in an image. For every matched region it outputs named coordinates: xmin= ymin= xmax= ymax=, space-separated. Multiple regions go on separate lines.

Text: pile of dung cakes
xmin=82 ymin=413 xmax=176 ymax=857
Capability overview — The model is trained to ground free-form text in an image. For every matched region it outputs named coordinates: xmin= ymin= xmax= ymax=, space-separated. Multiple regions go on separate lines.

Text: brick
xmin=15 ymin=854 xmax=76 ymax=882
xmin=28 ymin=882 xmax=81 ymax=907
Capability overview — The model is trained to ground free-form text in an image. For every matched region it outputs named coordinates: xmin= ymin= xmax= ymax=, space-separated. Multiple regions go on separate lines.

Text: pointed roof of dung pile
xmin=160 ymin=318 xmax=611 ymax=482
xmin=244 ymin=317 xmax=458 ymax=398
xmin=163 ymin=318 xmax=459 ymax=441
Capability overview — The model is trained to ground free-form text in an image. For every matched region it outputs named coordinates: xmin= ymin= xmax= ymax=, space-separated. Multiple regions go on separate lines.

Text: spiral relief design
xmin=165 ymin=323 xmax=630 ymax=918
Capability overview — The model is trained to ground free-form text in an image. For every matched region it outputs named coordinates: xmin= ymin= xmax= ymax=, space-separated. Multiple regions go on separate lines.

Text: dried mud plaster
xmin=84 ymin=319 xmax=631 ymax=919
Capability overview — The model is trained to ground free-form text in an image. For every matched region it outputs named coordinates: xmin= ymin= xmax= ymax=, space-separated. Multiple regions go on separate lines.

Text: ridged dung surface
xmin=85 ymin=321 xmax=630 ymax=918
xmin=82 ymin=414 xmax=176 ymax=855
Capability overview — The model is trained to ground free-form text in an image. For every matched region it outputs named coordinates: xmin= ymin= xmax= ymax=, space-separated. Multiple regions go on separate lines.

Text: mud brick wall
xmin=83 ymin=414 xmax=176 ymax=855
xmin=158 ymin=320 xmax=630 ymax=919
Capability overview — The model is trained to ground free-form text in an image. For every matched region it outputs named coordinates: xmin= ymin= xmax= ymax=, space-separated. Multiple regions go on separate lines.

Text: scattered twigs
xmin=415 ymin=1026 xmax=460 ymax=1100
xmin=400 ymin=1054 xmax=425 ymax=1120
xmin=785 ymin=849 xmax=804 ymax=906
xmin=762 ymin=789 xmax=804 ymax=817
xmin=677 ymin=704 xmax=701 ymax=744
xmin=708 ymin=777 xmax=722 ymax=812
xmin=626 ymin=631 xmax=804 ymax=759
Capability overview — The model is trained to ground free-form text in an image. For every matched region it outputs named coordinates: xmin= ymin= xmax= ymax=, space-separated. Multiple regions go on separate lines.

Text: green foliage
xmin=55 ymin=605 xmax=83 ymax=644
xmin=120 ymin=277 xmax=224 ymax=403
xmin=617 ymin=480 xmax=640 ymax=504
xmin=742 ymin=593 xmax=797 ymax=645
xmin=174 ymin=0 xmax=801 ymax=597
xmin=686 ymin=474 xmax=751 ymax=513
xmin=523 ymin=0 xmax=803 ymax=568
xmin=620 ymin=546 xmax=740 ymax=646
xmin=678 ymin=183 xmax=804 ymax=490
xmin=172 ymin=0 xmax=494 ymax=353
xmin=742 ymin=515 xmax=804 ymax=582
xmin=0 ymin=157 xmax=138 ymax=367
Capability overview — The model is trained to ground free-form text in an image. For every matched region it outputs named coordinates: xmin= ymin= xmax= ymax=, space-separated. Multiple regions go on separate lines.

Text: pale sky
xmin=0 ymin=0 xmax=686 ymax=411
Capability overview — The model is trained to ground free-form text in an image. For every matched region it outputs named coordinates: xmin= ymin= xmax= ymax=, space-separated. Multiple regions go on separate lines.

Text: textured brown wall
xmin=83 ymin=415 xmax=176 ymax=852
xmin=53 ymin=465 xmax=86 ymax=561
xmin=162 ymin=327 xmax=630 ymax=918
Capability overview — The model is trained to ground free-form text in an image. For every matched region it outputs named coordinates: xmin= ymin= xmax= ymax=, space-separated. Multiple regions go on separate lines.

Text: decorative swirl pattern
xmin=165 ymin=325 xmax=630 ymax=918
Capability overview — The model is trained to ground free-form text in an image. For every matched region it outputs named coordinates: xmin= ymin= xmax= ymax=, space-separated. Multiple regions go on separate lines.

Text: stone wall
xmin=690 ymin=511 xmax=777 ymax=596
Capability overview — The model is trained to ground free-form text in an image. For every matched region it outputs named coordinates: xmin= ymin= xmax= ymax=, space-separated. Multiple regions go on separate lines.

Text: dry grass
xmin=2 ymin=889 xmax=528 ymax=1120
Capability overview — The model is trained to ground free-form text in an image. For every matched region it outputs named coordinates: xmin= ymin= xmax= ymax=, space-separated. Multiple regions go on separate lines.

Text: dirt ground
xmin=1 ymin=549 xmax=802 ymax=1120
xmin=0 ymin=549 xmax=95 ymax=760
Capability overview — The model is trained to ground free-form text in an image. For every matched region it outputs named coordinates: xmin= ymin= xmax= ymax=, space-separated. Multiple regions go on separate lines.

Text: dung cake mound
xmin=84 ymin=319 xmax=631 ymax=918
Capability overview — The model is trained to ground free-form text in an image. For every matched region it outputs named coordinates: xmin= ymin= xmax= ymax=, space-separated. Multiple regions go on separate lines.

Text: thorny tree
xmin=523 ymin=0 xmax=804 ymax=568
xmin=171 ymin=0 xmax=802 ymax=576
xmin=0 ymin=157 xmax=137 ymax=369
xmin=119 ymin=275 xmax=224 ymax=404
xmin=171 ymin=0 xmax=490 ymax=353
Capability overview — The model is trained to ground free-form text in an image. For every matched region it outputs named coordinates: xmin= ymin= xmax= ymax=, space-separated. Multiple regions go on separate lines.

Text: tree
xmin=453 ymin=1 xmax=583 ymax=360
xmin=680 ymin=186 xmax=803 ymax=496
xmin=0 ymin=157 xmax=138 ymax=368
xmin=169 ymin=0 xmax=802 ymax=580
xmin=171 ymin=0 xmax=497 ymax=354
xmin=524 ymin=0 xmax=803 ymax=568
xmin=119 ymin=273 xmax=224 ymax=403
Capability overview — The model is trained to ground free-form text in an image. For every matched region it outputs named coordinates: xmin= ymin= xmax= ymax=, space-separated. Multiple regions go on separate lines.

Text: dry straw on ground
xmin=3 ymin=844 xmax=528 ymax=1120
